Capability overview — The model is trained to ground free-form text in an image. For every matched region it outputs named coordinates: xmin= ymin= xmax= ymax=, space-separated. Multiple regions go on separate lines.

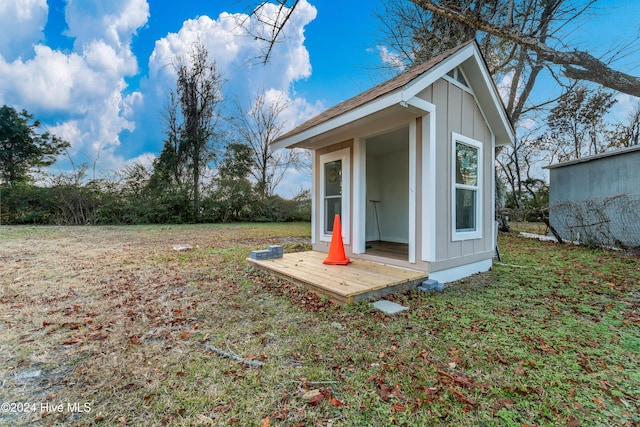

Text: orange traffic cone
xmin=323 ymin=214 xmax=351 ymax=265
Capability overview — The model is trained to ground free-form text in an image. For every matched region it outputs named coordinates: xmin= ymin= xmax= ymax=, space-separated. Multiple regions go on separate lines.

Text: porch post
xmin=405 ymin=96 xmax=437 ymax=262
xmin=422 ymin=111 xmax=437 ymax=262
xmin=409 ymin=120 xmax=417 ymax=264
xmin=352 ymin=138 xmax=366 ymax=254
xmin=310 ymin=150 xmax=316 ymax=245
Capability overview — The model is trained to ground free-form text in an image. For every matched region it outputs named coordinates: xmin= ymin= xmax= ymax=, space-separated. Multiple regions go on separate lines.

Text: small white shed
xmin=273 ymin=40 xmax=514 ymax=283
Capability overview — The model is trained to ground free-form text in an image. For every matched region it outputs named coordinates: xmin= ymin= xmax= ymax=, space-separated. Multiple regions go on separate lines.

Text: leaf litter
xmin=0 ymin=225 xmax=638 ymax=426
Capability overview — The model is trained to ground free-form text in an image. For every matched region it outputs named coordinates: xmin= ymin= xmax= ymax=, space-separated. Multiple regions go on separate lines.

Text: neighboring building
xmin=272 ymin=40 xmax=514 ymax=283
xmin=546 ymin=145 xmax=640 ymax=248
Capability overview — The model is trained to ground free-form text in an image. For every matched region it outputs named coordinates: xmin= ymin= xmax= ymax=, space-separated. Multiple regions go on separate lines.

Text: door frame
xmin=319 ymin=148 xmax=351 ymax=244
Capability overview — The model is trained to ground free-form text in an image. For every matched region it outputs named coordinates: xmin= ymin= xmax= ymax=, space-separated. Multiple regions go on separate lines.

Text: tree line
xmin=0 ymin=42 xmax=310 ymax=225
xmin=5 ymin=1 xmax=640 ymax=225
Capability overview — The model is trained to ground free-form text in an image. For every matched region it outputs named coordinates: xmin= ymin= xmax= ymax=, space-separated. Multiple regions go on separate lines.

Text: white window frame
xmin=319 ymin=148 xmax=350 ymax=244
xmin=451 ymin=133 xmax=483 ymax=241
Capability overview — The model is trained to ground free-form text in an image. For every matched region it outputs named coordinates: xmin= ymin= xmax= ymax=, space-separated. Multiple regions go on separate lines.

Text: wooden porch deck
xmin=247 ymin=251 xmax=427 ymax=305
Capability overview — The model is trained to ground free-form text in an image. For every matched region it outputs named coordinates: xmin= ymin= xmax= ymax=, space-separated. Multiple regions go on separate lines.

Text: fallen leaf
xmin=424 ymin=387 xmax=439 ymax=396
xmin=391 ymin=403 xmax=407 ymax=412
xmin=593 ymin=397 xmax=606 ymax=408
xmin=496 ymin=398 xmax=514 ymax=406
xmin=260 ymin=417 xmax=270 ymax=427
xmin=449 ymin=386 xmax=475 ymax=406
xmin=328 ymin=397 xmax=344 ymax=407
xmin=303 ymin=389 xmax=324 ymax=406
xmin=214 ymin=402 xmax=233 ymax=413
xmin=567 ymin=417 xmax=580 ymax=427
xmin=573 ymin=401 xmax=589 ymax=415
xmin=379 ymin=384 xmax=392 ymax=402
xmin=196 ymin=414 xmax=214 ymax=425
xmin=495 ymin=352 xmax=510 ymax=365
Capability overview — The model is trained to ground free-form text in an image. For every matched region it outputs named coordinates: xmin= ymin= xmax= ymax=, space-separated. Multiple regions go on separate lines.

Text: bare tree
xmin=249 ymin=0 xmax=639 ymax=220
xmin=412 ymin=0 xmax=640 ymax=97
xmin=231 ymin=93 xmax=298 ymax=199
xmin=610 ymin=101 xmax=640 ymax=149
xmin=240 ymin=0 xmax=301 ymax=63
xmin=375 ymin=0 xmax=588 ymax=216
xmin=254 ymin=0 xmax=640 ymax=97
xmin=544 ymin=85 xmax=617 ymax=161
xmin=165 ymin=41 xmax=224 ymax=221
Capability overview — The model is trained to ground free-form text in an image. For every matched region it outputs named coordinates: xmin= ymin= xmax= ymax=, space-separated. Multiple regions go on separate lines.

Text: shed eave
xmin=545 ymin=144 xmax=640 ymax=169
xmin=273 ymin=40 xmax=515 ymax=150
xmin=272 ymin=90 xmax=405 ymax=150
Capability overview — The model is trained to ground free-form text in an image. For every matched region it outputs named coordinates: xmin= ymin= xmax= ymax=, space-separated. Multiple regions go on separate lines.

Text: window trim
xmin=319 ymin=148 xmax=350 ymax=244
xmin=451 ymin=133 xmax=483 ymax=241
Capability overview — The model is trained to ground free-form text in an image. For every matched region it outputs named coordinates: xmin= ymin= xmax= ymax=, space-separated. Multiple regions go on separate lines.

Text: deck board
xmin=247 ymin=251 xmax=427 ymax=304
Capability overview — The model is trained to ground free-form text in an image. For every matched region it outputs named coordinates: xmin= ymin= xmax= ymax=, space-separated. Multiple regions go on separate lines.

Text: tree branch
xmin=412 ymin=0 xmax=640 ymax=97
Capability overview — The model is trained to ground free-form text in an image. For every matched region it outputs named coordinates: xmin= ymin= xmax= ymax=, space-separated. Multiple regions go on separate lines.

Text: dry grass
xmin=508 ymin=221 xmax=548 ymax=235
xmin=1 ymin=223 xmax=314 ymax=426
xmin=1 ymin=224 xmax=638 ymax=426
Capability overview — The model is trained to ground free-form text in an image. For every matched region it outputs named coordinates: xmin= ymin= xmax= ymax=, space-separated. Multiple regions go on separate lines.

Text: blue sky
xmin=0 ymin=0 xmax=638 ymax=196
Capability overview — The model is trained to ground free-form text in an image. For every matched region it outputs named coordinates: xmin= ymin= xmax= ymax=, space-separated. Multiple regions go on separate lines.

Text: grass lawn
xmin=0 ymin=223 xmax=638 ymax=426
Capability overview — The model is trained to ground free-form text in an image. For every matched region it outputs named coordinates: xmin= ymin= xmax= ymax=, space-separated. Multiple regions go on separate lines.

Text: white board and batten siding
xmin=420 ymin=78 xmax=495 ymax=273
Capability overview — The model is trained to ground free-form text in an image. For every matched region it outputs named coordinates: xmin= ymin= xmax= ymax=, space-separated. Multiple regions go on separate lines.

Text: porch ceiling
xmin=290 ymin=104 xmax=416 ymax=150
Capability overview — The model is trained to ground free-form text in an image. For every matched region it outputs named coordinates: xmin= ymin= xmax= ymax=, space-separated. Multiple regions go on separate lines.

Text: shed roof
xmin=273 ymin=40 xmax=514 ymax=149
xmin=545 ymin=145 xmax=640 ymax=169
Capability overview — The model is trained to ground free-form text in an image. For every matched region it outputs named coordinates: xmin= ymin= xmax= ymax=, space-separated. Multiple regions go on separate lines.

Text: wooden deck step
xmin=247 ymin=251 xmax=428 ymax=305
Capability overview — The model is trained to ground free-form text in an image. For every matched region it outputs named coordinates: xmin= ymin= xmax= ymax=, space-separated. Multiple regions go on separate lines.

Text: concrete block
xmin=268 ymin=245 xmax=283 ymax=258
xmin=371 ymin=300 xmax=409 ymax=315
xmin=418 ymin=279 xmax=445 ymax=292
xmin=250 ymin=249 xmax=271 ymax=260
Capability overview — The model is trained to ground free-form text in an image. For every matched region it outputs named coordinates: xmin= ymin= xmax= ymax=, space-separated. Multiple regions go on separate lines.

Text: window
xmin=319 ymin=148 xmax=350 ymax=243
xmin=452 ymin=133 xmax=482 ymax=240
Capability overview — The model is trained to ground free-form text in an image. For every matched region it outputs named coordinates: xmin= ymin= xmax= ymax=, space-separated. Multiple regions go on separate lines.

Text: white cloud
xmin=64 ymin=0 xmax=149 ymax=49
xmin=141 ymin=2 xmax=320 ymax=195
xmin=0 ymin=0 xmax=320 ymax=189
xmin=0 ymin=0 xmax=148 ymax=177
xmin=376 ymin=45 xmax=405 ymax=71
xmin=0 ymin=0 xmax=47 ymax=60
xmin=517 ymin=117 xmax=537 ymax=132
xmin=151 ymin=1 xmax=315 ymax=93
xmin=611 ymin=93 xmax=638 ymax=121
xmin=147 ymin=0 xmax=321 ymax=132
xmin=497 ymin=70 xmax=518 ymax=107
